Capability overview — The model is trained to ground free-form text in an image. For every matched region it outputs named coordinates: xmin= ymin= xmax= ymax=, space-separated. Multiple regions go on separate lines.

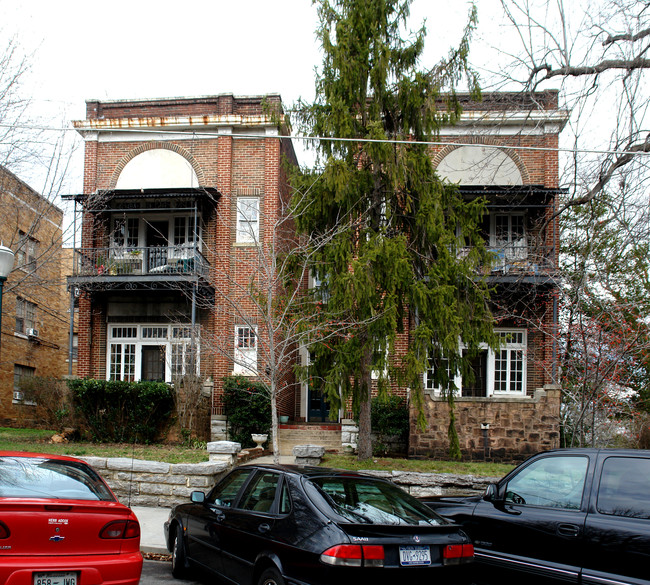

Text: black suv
xmin=421 ymin=448 xmax=650 ymax=585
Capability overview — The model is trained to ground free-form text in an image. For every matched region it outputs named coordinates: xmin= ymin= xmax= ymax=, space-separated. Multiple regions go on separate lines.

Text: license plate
xmin=399 ymin=545 xmax=431 ymax=566
xmin=33 ymin=572 xmax=77 ymax=585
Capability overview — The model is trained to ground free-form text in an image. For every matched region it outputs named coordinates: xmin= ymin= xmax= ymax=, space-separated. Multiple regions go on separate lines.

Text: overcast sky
xmin=1 ymin=0 xmax=505 ymax=201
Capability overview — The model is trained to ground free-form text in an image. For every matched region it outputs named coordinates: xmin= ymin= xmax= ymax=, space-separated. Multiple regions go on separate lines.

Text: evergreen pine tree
xmin=291 ymin=0 xmax=497 ymax=459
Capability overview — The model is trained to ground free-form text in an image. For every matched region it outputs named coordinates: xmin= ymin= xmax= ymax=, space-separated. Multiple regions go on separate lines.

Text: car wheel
xmin=171 ymin=527 xmax=191 ymax=579
xmin=258 ymin=567 xmax=286 ymax=585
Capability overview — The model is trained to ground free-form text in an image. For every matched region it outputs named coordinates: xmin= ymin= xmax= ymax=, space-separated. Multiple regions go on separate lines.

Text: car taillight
xmin=99 ymin=520 xmax=140 ymax=539
xmin=442 ymin=543 xmax=474 ymax=565
xmin=0 ymin=521 xmax=9 ymax=539
xmin=320 ymin=544 xmax=385 ymax=567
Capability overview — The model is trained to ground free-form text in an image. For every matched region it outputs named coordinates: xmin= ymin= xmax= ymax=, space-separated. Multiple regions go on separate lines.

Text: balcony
xmin=69 ymin=245 xmax=210 ymax=289
xmin=456 ymin=243 xmax=557 ymax=284
xmin=485 ymin=243 xmax=557 ymax=283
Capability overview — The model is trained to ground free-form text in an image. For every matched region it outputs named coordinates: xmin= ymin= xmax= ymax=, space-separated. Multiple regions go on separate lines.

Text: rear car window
xmin=239 ymin=471 xmax=280 ymax=512
xmin=597 ymin=457 xmax=650 ymax=519
xmin=308 ymin=476 xmax=446 ymax=525
xmin=0 ymin=456 xmax=115 ymax=501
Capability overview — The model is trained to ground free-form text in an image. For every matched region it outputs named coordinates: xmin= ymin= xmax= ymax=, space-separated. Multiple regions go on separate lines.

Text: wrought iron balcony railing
xmin=73 ymin=246 xmax=209 ymax=278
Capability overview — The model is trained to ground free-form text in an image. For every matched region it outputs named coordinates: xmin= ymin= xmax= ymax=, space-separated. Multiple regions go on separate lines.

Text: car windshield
xmin=0 ymin=456 xmax=115 ymax=501
xmin=307 ymin=475 xmax=447 ymax=526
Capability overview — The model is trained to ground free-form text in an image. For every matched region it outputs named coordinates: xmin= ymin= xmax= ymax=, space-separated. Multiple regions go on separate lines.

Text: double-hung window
xmin=236 ymin=198 xmax=260 ymax=244
xmin=234 ymin=325 xmax=258 ymax=375
xmin=493 ymin=330 xmax=526 ymax=393
xmin=15 ymin=297 xmax=37 ymax=335
xmin=16 ymin=231 xmax=38 ymax=272
xmin=171 ymin=326 xmax=195 ymax=380
xmin=492 ymin=213 xmax=527 ymax=264
xmin=112 ymin=218 xmax=139 ymax=249
xmin=174 ymin=216 xmax=198 ymax=246
xmin=109 ymin=327 xmax=137 ymax=381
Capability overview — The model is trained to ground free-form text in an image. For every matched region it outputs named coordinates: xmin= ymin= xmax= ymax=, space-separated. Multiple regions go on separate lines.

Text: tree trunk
xmin=270 ymin=378 xmax=280 ymax=464
xmin=357 ymin=344 xmax=373 ymax=460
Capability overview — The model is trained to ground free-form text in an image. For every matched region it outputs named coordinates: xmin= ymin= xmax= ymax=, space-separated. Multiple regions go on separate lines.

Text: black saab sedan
xmin=164 ymin=464 xmax=474 ymax=585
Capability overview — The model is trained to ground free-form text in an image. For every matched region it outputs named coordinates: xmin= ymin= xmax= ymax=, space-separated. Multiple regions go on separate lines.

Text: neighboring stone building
xmin=67 ymin=92 xmax=567 ymax=461
xmin=0 ymin=166 xmax=69 ymax=424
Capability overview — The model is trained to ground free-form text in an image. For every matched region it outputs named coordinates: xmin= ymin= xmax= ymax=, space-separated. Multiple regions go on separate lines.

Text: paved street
xmin=141 ymin=560 xmax=204 ymax=585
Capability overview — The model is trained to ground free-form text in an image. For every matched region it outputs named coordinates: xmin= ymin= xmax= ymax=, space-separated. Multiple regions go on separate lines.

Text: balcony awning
xmin=459 ymin=185 xmax=567 ymax=208
xmin=62 ymin=186 xmax=221 ymax=210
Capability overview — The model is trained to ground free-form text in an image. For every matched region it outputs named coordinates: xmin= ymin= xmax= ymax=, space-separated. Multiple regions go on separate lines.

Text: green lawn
xmin=322 ymin=454 xmax=513 ymax=477
xmin=0 ymin=427 xmax=514 ymax=475
xmin=0 ymin=427 xmax=209 ymax=463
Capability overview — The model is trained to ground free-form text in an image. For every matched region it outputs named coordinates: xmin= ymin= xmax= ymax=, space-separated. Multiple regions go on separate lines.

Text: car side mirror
xmin=191 ymin=491 xmax=206 ymax=504
xmin=483 ymin=483 xmax=500 ymax=502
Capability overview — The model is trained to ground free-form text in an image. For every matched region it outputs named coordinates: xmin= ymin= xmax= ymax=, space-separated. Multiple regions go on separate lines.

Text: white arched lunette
xmin=115 ymin=148 xmax=200 ymax=189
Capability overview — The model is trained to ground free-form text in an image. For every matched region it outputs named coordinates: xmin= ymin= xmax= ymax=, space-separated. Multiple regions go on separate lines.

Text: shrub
xmin=222 ymin=376 xmax=271 ymax=448
xmin=174 ymin=375 xmax=210 ymax=443
xmin=15 ymin=377 xmax=74 ymax=431
xmin=370 ymin=394 xmax=409 ymax=456
xmin=67 ymin=378 xmax=174 ymax=443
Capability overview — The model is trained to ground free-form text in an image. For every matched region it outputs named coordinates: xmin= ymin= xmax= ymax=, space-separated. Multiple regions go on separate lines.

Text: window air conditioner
xmin=13 ymin=391 xmax=23 ymax=401
xmin=26 ymin=328 xmax=38 ymax=338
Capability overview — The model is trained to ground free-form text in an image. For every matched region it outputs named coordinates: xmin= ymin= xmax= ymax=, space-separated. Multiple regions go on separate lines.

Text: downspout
xmin=190 ymin=198 xmax=198 ymax=374
xmin=552 ymin=289 xmax=558 ymax=383
xmin=68 ymin=200 xmax=78 ymax=376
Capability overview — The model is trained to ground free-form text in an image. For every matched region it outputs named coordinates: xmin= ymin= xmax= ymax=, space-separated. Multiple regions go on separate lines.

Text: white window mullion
xmin=489 ymin=330 xmax=526 ymax=395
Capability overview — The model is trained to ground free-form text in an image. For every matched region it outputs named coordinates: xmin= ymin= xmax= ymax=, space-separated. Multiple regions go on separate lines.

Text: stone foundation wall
xmin=410 ymin=386 xmax=562 ymax=462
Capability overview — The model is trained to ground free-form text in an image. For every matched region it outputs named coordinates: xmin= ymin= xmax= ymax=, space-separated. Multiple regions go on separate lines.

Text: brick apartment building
xmin=66 ymin=94 xmax=298 ymax=442
xmin=410 ymin=91 xmax=568 ymax=460
xmin=0 ymin=166 xmax=69 ymax=424
xmin=67 ymin=92 xmax=567 ymax=460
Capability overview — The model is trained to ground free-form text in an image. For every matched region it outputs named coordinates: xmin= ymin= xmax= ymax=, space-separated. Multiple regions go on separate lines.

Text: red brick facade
xmin=70 ymin=92 xmax=566 ymax=459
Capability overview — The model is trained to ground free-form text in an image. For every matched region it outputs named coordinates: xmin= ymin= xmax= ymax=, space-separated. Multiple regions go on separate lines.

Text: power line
xmin=1 ymin=122 xmax=649 ymax=159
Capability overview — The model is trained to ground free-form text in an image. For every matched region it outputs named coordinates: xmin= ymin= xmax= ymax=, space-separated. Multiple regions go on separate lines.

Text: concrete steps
xmin=277 ymin=424 xmax=342 ymax=456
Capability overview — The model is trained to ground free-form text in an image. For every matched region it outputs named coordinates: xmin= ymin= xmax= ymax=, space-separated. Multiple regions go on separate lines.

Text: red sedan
xmin=0 ymin=451 xmax=143 ymax=585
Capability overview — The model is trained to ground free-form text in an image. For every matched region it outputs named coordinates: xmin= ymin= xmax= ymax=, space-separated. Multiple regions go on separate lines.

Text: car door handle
xmin=211 ymin=510 xmax=225 ymax=522
xmin=258 ymin=523 xmax=271 ymax=534
xmin=557 ymin=523 xmax=580 ymax=537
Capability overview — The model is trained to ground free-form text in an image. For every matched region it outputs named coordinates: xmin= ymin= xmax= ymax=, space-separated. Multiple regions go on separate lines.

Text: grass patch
xmin=322 ymin=454 xmax=514 ymax=477
xmin=0 ymin=427 xmax=209 ymax=464
xmin=0 ymin=427 xmax=515 ymax=474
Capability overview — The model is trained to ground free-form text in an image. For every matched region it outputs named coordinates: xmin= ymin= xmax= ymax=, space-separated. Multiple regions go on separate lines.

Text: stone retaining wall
xmin=81 ymin=456 xmax=231 ymax=508
xmin=81 ymin=454 xmax=497 ymax=508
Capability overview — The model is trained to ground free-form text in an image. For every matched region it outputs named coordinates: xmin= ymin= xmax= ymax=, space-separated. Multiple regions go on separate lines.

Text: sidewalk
xmin=133 ymin=505 xmax=170 ymax=555
xmin=133 ymin=455 xmax=295 ymax=554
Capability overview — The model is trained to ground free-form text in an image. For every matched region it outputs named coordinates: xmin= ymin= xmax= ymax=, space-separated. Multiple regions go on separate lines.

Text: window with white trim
xmin=424 ymin=329 xmax=527 ymax=397
xmin=174 ymin=216 xmax=197 ymax=246
xmin=424 ymin=353 xmax=461 ymax=395
xmin=493 ymin=330 xmax=526 ymax=393
xmin=112 ymin=218 xmax=140 ymax=249
xmin=236 ymin=198 xmax=260 ymax=244
xmin=234 ymin=325 xmax=258 ymax=375
xmin=110 ymin=343 xmax=136 ymax=381
xmin=491 ymin=213 xmax=527 ymax=264
xmin=171 ymin=326 xmax=195 ymax=380
xmin=310 ymin=269 xmax=330 ymax=303
xmin=107 ymin=324 xmax=198 ymax=382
